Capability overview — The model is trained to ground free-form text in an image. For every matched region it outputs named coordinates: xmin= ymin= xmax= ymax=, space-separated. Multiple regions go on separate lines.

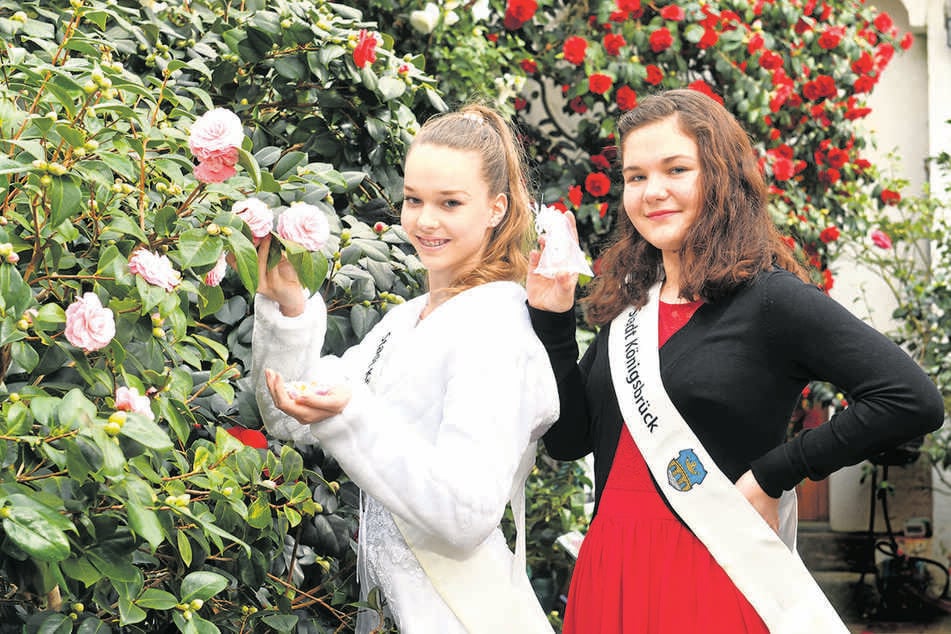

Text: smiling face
xmin=621 ymin=115 xmax=702 ymax=258
xmin=401 ymin=143 xmax=507 ymax=293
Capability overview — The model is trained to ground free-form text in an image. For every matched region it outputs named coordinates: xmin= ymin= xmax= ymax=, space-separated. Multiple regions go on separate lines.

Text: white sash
xmin=608 ymin=284 xmax=848 ymax=633
xmin=364 ymin=310 xmax=553 ymax=633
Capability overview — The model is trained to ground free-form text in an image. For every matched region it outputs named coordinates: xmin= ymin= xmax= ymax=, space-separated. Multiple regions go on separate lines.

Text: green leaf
xmin=261 ymin=614 xmax=299 ymax=631
xmin=177 ymin=228 xmax=221 ymax=268
xmin=177 ymin=530 xmax=193 ymax=567
xmin=180 ymin=570 xmax=229 ymax=603
xmin=126 ymin=500 xmax=165 ymax=551
xmin=76 ymin=616 xmax=112 ymax=633
xmin=272 ymin=150 xmax=307 ymax=180
xmin=377 ymin=76 xmax=406 ymax=101
xmin=61 ymin=557 xmax=103 ymax=587
xmin=120 ymin=413 xmax=174 ymax=450
xmin=10 ymin=340 xmax=40 ymax=374
xmin=135 ymin=588 xmax=179 ymax=610
xmin=225 ymin=229 xmax=258 ymax=296
xmin=2 ymin=507 xmax=71 ymax=562
xmin=349 ymin=303 xmax=380 ymax=340
xmin=247 ymin=495 xmax=271 ymax=529
xmin=237 ymin=147 xmax=261 ymax=189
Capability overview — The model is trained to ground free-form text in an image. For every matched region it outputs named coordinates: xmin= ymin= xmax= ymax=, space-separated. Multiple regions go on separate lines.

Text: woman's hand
xmin=256 ymin=235 xmax=306 ymax=317
xmin=735 ymin=470 xmax=780 ymax=534
xmin=526 ymin=211 xmax=580 ymax=313
xmin=265 ymin=369 xmax=351 ymax=425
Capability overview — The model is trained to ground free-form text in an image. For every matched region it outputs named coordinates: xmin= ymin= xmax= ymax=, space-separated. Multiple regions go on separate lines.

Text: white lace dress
xmin=251 ymin=282 xmax=559 ymax=633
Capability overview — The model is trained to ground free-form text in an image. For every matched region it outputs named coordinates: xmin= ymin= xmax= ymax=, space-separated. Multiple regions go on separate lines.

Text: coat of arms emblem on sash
xmin=667 ymin=448 xmax=707 ymax=492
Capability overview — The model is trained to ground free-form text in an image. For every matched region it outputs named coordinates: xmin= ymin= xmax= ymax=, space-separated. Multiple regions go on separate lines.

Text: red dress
xmin=562 ymin=300 xmax=769 ymax=634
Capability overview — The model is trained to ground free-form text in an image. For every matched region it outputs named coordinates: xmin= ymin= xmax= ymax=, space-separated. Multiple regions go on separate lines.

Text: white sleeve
xmin=306 ymin=333 xmax=557 ymax=557
xmin=250 ymin=291 xmax=333 ymax=444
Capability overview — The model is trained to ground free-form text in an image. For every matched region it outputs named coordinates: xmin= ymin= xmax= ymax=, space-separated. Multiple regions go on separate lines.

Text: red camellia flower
xmin=822 ymin=268 xmax=834 ymax=292
xmin=825 ymin=147 xmax=849 ymax=168
xmin=599 ymin=203 xmax=609 ymax=217
xmin=591 ymin=153 xmax=611 ymax=170
xmin=645 ymin=64 xmax=664 ymax=85
xmin=568 ymin=184 xmax=583 ymax=207
xmin=687 ymin=79 xmax=723 ymax=104
xmin=660 ymin=5 xmax=685 ymax=21
xmin=698 ymin=28 xmax=719 ymax=49
xmin=568 ymin=96 xmax=588 ymax=114
xmin=747 ymin=33 xmax=765 ymax=54
xmin=649 ymin=27 xmax=674 ymax=53
xmin=900 ymin=32 xmax=914 ymax=50
xmin=505 ymin=0 xmax=538 ymax=29
xmin=873 ymin=12 xmax=895 ymax=34
xmin=880 ymin=188 xmax=901 ymax=205
xmin=563 ymin=36 xmax=588 ymax=65
xmin=759 ymin=50 xmax=784 ymax=70
xmin=226 ymin=425 xmax=268 ymax=449
xmin=616 ymin=85 xmax=637 ymax=110
xmin=353 ymin=30 xmax=378 ymax=69
xmin=781 ymin=235 xmax=797 ymax=250
xmin=520 ymin=58 xmax=538 ymax=74
xmin=585 ymin=172 xmax=611 ymax=197
xmin=589 ymin=73 xmax=613 ymax=95
xmin=818 ymin=26 xmax=844 ymax=50
xmin=853 ymin=75 xmax=877 ymax=94
xmin=603 ymin=33 xmax=626 ymax=56
xmin=514 ymin=97 xmax=528 ymax=111
xmin=870 ymin=229 xmax=893 ymax=249
xmin=617 ymin=0 xmax=641 ymax=12
xmin=772 ymin=157 xmax=794 ymax=181
xmin=851 ymin=52 xmax=874 ymax=74
xmin=819 ymin=226 xmax=840 ymax=243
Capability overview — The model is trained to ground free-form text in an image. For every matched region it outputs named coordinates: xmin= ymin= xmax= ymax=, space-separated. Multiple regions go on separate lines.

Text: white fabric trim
xmin=608 ymin=283 xmax=847 ymax=633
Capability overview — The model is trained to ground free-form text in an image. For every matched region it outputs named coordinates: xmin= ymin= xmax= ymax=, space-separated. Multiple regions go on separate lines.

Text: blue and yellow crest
xmin=667 ymin=449 xmax=707 ymax=492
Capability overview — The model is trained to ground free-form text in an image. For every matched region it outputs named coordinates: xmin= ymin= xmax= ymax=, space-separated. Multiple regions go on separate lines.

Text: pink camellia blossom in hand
xmin=276 ymin=203 xmax=330 ymax=251
xmin=115 ymin=386 xmax=155 ymax=420
xmin=129 ymin=249 xmax=182 ymax=292
xmin=870 ymin=228 xmax=893 ymax=250
xmin=65 ymin=292 xmax=116 ymax=353
xmin=204 ymin=252 xmax=228 ymax=287
xmin=233 ymin=197 xmax=274 ymax=243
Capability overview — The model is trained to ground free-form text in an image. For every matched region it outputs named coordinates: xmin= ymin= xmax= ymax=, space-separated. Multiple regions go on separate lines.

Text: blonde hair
xmin=406 ymin=104 xmax=533 ymax=295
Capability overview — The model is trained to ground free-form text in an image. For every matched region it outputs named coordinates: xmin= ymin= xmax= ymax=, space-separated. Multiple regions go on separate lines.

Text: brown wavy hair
xmin=583 ymin=89 xmax=807 ymax=326
xmin=406 ymin=104 xmax=533 ymax=296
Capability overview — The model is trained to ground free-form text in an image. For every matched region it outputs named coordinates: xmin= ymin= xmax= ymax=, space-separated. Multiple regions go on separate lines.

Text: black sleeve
xmin=528 ymin=304 xmax=596 ymax=460
xmin=749 ymin=272 xmax=945 ymax=497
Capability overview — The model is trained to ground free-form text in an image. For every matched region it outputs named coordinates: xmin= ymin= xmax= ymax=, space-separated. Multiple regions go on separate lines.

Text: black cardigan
xmin=530 ymin=268 xmax=945 ymax=517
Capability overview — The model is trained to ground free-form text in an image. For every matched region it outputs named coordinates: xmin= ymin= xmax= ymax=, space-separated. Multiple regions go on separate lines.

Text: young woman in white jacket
xmin=250 ymin=104 xmax=559 ymax=634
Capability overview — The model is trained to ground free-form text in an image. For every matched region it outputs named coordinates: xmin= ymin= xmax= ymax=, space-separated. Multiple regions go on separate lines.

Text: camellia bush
xmin=361 ymin=0 xmax=916 ymax=292
xmin=0 ymin=0 xmax=438 ymax=632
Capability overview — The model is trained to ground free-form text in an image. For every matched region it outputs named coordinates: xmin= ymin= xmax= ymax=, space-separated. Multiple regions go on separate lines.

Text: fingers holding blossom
xmin=264 ymin=369 xmax=351 ymax=425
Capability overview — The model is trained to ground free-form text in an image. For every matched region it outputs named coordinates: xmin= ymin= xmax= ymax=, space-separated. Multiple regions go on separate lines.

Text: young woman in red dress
xmin=526 ymin=89 xmax=944 ymax=632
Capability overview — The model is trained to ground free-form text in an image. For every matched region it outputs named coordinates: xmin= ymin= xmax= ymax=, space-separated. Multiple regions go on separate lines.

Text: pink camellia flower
xmin=129 ymin=249 xmax=182 ymax=292
xmin=188 ymin=108 xmax=243 ymax=184
xmin=65 ymin=292 xmax=115 ymax=353
xmin=115 ymin=386 xmax=155 ymax=420
xmin=232 ymin=197 xmax=274 ymax=243
xmin=204 ymin=252 xmax=228 ymax=287
xmin=870 ymin=229 xmax=893 ymax=249
xmin=188 ymin=108 xmax=243 ymax=162
xmin=276 ymin=204 xmax=330 ymax=251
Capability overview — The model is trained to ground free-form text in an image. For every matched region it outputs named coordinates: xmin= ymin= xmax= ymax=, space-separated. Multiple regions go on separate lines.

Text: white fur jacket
xmin=251 ymin=281 xmax=559 ymax=633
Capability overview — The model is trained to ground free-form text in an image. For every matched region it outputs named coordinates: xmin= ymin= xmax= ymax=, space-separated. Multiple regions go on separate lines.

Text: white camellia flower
xmin=471 ymin=0 xmax=491 ymax=22
xmin=409 ymin=3 xmax=440 ymax=34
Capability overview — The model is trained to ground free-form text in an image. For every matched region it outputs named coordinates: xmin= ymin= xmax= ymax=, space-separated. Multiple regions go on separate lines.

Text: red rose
xmin=880 ymin=189 xmax=901 ymax=205
xmin=616 ymin=85 xmax=637 ymax=110
xmin=645 ymin=64 xmax=664 ymax=85
xmin=563 ymin=36 xmax=588 ymax=65
xmin=589 ymin=73 xmax=613 ymax=95
xmin=353 ymin=30 xmax=378 ymax=69
xmin=585 ymin=172 xmax=611 ymax=197
xmin=568 ymin=185 xmax=583 ymax=207
xmin=649 ymin=27 xmax=673 ymax=53
xmin=819 ymin=226 xmax=840 ymax=243
xmin=660 ymin=5 xmax=685 ymax=21
xmin=603 ymin=33 xmax=626 ymax=56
